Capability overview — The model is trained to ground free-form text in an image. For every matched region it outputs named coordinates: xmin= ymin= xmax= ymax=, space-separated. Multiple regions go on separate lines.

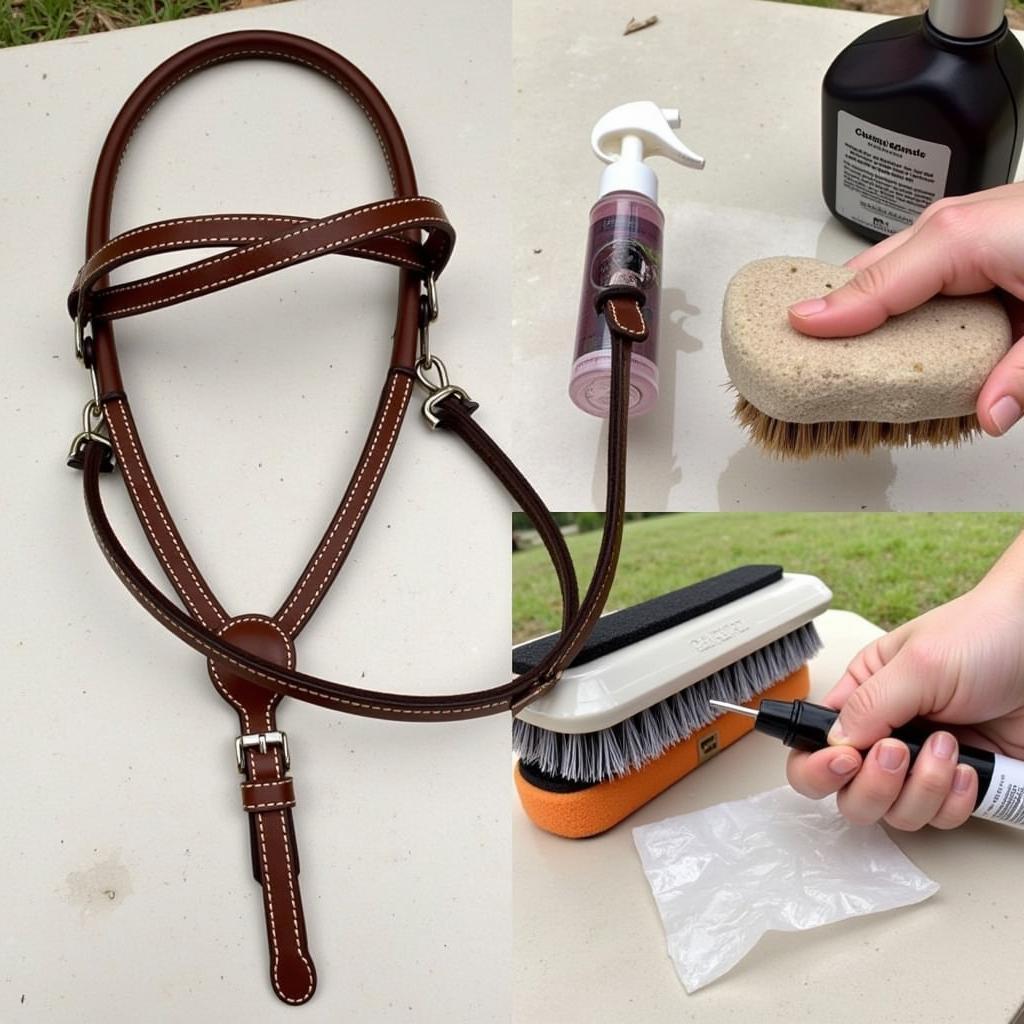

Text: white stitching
xmin=86 ymin=501 xmax=508 ymax=716
xmin=100 ymin=197 xmax=434 ymax=294
xmin=348 ymin=245 xmax=424 ymax=269
xmin=110 ymin=49 xmax=398 ymax=206
xmin=98 ymin=202 xmax=443 ymax=316
xmin=256 ymin=811 xmax=315 ymax=1004
xmin=84 ymin=234 xmax=262 ymax=284
xmin=106 ymin=401 xmax=225 ymax=627
xmin=82 ymin=230 xmax=424 ymax=292
xmin=606 ymin=299 xmax=646 ymax=338
xmin=86 ymin=214 xmax=300 ymax=268
xmin=275 ymin=808 xmax=312 ymax=1001
xmin=278 ymin=373 xmax=408 ymax=632
xmin=207 ymin=615 xmax=311 ymax=1001
xmin=208 ymin=615 xmax=295 ymax=730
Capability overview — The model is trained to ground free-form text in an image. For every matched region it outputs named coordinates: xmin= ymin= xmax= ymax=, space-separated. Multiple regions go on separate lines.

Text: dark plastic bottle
xmin=822 ymin=2 xmax=1024 ymax=242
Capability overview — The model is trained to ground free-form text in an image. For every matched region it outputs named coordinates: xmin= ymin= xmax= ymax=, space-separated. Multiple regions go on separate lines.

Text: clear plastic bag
xmin=632 ymin=785 xmax=939 ymax=992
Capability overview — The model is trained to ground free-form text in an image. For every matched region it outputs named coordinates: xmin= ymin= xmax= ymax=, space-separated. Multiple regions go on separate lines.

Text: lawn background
xmin=0 ymin=0 xmax=273 ymax=46
xmin=512 ymin=513 xmax=1023 ymax=642
xmin=4 ymin=1 xmax=1022 ymax=48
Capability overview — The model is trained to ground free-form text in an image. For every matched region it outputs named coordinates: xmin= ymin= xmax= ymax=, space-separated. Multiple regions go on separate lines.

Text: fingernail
xmin=829 ymin=754 xmax=859 ymax=776
xmin=877 ymin=740 xmax=907 ymax=772
xmin=789 ymin=297 xmax=828 ymax=318
xmin=931 ymin=731 xmax=956 ymax=761
xmin=827 ymin=721 xmax=848 ymax=745
xmin=988 ymin=395 xmax=1022 ymax=435
xmin=953 ymin=765 xmax=974 ymax=794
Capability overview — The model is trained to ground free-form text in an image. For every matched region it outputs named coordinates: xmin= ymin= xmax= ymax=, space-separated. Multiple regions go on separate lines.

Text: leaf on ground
xmin=92 ymin=8 xmax=119 ymax=31
xmin=624 ymin=14 xmax=658 ymax=34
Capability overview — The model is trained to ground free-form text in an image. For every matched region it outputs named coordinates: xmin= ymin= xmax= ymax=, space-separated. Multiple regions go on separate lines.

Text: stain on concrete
xmin=63 ymin=852 xmax=132 ymax=918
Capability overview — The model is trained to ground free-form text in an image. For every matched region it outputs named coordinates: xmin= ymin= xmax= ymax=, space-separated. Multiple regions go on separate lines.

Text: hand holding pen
xmin=782 ymin=532 xmax=1024 ymax=831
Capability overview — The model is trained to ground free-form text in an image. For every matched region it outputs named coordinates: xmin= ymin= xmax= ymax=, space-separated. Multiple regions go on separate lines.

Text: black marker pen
xmin=709 ymin=698 xmax=1024 ymax=830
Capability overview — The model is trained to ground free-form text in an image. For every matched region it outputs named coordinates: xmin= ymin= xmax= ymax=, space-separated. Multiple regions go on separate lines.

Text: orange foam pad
xmin=514 ymin=665 xmax=810 ymax=839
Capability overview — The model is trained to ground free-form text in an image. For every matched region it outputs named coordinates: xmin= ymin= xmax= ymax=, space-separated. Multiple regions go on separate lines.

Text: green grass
xmin=0 ymin=0 xmax=240 ymax=47
xmin=512 ymin=513 xmax=1023 ymax=642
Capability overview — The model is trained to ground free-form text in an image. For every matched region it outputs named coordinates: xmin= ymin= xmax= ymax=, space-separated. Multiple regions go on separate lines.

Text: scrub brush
xmin=721 ymin=257 xmax=1011 ymax=457
xmin=512 ymin=565 xmax=831 ymax=838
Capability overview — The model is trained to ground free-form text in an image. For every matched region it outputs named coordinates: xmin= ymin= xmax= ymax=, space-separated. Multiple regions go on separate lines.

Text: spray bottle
xmin=570 ymin=102 xmax=704 ymax=417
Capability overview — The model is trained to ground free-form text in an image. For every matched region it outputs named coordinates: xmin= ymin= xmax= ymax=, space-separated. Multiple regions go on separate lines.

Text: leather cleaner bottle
xmin=822 ymin=0 xmax=1024 ymax=242
xmin=570 ymin=102 xmax=704 ymax=417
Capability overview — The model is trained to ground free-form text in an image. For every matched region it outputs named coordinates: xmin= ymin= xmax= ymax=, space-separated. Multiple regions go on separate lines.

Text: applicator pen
xmin=709 ymin=698 xmax=1024 ymax=830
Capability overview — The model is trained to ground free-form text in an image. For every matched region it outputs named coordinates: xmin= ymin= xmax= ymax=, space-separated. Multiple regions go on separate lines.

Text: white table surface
xmin=512 ymin=609 xmax=1024 ymax=1023
xmin=1 ymin=1 xmax=514 ymax=1020
xmin=506 ymin=0 xmax=1024 ymax=511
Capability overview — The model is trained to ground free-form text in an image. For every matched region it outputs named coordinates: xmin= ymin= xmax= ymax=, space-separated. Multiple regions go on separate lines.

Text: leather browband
xmin=68 ymin=30 xmax=644 ymax=1006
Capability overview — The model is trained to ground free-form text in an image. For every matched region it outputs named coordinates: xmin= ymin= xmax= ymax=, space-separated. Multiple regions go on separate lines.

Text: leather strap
xmin=73 ymin=197 xmax=454 ymax=324
xmin=69 ymin=30 xmax=641 ymax=1006
xmin=69 ymin=199 xmax=454 ymax=324
xmin=80 ymin=355 xmax=630 ymax=718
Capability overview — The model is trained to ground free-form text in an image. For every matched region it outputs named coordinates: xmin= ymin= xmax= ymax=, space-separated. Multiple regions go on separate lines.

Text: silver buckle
xmin=235 ymin=731 xmax=290 ymax=773
xmin=414 ymin=355 xmax=472 ymax=430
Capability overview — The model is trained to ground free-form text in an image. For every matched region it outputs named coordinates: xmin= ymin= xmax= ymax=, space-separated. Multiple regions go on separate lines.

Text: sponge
xmin=722 ymin=257 xmax=1011 ymax=455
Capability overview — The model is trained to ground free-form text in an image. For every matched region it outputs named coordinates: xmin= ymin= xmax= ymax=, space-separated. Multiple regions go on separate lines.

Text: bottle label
xmin=576 ymin=210 xmax=662 ymax=362
xmin=834 ymin=111 xmax=951 ymax=236
xmin=975 ymin=753 xmax=1024 ymax=829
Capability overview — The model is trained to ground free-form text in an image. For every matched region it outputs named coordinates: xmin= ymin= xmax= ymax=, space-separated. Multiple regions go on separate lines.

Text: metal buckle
xmin=74 ymin=311 xmax=87 ymax=363
xmin=235 ymin=731 xmax=290 ymax=774
xmin=417 ymin=273 xmax=440 ymax=370
xmin=414 ymin=355 xmax=472 ymax=429
xmin=424 ymin=271 xmax=439 ymax=323
xmin=66 ymin=399 xmax=115 ymax=472
xmin=67 ymin=312 xmax=113 ymax=470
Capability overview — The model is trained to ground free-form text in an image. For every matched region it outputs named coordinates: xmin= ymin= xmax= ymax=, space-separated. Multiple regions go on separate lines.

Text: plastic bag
xmin=632 ymin=785 xmax=939 ymax=992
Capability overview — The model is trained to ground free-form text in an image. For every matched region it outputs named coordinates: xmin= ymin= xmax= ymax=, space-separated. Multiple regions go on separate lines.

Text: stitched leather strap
xmin=69 ymin=198 xmax=454 ymax=323
xmin=70 ymin=29 xmax=639 ymax=1006
xmin=80 ymin=338 xmax=632 ymax=717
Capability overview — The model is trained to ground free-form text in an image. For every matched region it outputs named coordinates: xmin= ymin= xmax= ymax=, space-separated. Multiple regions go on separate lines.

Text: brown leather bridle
xmin=67 ymin=30 xmax=645 ymax=1005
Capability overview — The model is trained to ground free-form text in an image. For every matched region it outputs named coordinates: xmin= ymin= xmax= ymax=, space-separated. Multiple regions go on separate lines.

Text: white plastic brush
xmin=512 ymin=567 xmax=831 ymax=837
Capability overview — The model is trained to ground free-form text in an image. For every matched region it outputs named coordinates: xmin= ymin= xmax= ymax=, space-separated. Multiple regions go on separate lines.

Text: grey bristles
xmin=512 ymin=622 xmax=822 ymax=784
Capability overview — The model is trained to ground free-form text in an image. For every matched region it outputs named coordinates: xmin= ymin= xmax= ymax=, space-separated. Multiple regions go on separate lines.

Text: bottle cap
xmin=591 ymin=101 xmax=705 ymax=202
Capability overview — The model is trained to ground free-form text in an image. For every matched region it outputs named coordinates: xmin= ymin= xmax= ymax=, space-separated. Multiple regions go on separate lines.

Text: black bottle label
xmin=834 ymin=111 xmax=951 ymax=236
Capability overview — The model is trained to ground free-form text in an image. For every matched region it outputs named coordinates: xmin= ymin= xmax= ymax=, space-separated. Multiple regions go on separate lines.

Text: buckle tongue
xmin=236 ymin=731 xmax=290 ymax=774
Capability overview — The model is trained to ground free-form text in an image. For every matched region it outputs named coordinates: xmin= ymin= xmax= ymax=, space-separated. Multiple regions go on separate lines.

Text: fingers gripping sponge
xmin=722 ymin=257 xmax=1011 ymax=456
xmin=515 ymin=666 xmax=810 ymax=839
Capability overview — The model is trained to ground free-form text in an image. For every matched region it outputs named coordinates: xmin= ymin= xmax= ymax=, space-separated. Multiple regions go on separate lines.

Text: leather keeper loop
xmin=593 ymin=282 xmax=646 ymax=312
xmin=241 ymin=779 xmax=296 ymax=813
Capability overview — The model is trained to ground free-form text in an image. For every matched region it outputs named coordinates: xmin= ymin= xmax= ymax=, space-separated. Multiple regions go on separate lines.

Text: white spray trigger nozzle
xmin=591 ymin=101 xmax=705 ymax=171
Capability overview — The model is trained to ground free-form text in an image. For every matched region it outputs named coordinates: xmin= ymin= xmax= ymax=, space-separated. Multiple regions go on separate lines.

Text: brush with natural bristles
xmin=732 ymin=394 xmax=982 ymax=459
xmin=512 ymin=566 xmax=831 ymax=838
xmin=722 ymin=257 xmax=1010 ymax=458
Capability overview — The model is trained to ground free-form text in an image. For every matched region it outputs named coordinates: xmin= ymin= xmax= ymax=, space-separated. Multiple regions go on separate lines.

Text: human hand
xmin=788 ymin=182 xmax=1024 ymax=436
xmin=787 ymin=535 xmax=1024 ymax=830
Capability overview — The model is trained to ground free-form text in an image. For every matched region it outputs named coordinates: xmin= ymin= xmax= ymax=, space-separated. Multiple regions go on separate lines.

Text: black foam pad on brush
xmin=512 ymin=564 xmax=783 ymax=673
